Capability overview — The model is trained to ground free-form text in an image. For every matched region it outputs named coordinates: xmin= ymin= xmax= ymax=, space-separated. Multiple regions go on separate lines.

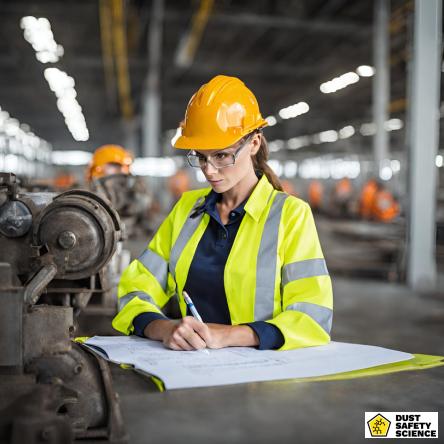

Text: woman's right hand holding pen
xmin=144 ymin=317 xmax=210 ymax=351
xmin=144 ymin=318 xmax=259 ymax=350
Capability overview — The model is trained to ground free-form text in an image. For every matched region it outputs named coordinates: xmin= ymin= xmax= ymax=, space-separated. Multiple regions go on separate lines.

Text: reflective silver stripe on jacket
xmin=169 ymin=207 xmax=205 ymax=279
xmin=285 ymin=302 xmax=333 ymax=334
xmin=282 ymin=258 xmax=329 ymax=287
xmin=137 ymin=248 xmax=168 ymax=291
xmin=118 ymin=291 xmax=160 ymax=312
xmin=254 ymin=192 xmax=289 ymax=321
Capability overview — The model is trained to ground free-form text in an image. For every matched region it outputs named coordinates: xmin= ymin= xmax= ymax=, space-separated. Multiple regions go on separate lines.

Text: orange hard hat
xmin=173 ymin=75 xmax=268 ymax=150
xmin=88 ymin=144 xmax=132 ymax=179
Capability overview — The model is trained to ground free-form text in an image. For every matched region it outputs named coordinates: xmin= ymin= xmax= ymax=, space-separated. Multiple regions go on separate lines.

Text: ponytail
xmin=251 ymin=131 xmax=283 ymax=191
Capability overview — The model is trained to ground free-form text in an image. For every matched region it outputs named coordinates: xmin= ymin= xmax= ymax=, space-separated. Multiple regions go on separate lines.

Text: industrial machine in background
xmin=90 ymin=173 xmax=154 ymax=240
xmin=0 ymin=172 xmax=127 ymax=443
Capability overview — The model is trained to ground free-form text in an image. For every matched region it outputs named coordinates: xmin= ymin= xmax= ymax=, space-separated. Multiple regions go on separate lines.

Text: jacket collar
xmin=191 ymin=174 xmax=274 ymax=222
xmin=244 ymin=174 xmax=275 ymax=222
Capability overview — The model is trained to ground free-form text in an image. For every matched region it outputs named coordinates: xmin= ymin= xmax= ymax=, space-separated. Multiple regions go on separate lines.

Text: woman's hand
xmin=145 ymin=317 xmax=210 ymax=351
xmin=145 ymin=319 xmax=260 ymax=350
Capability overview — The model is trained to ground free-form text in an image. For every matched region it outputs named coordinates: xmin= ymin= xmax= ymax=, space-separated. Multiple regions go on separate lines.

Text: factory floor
xmin=106 ymin=276 xmax=444 ymax=444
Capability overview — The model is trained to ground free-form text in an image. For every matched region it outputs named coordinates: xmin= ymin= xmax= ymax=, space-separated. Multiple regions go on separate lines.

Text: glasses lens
xmin=187 ymin=150 xmax=237 ymax=169
xmin=187 ymin=153 xmax=202 ymax=168
xmin=211 ymin=152 xmax=235 ymax=168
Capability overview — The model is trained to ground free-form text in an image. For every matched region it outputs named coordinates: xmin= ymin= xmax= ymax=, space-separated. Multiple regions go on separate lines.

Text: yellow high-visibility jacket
xmin=112 ymin=175 xmax=333 ymax=350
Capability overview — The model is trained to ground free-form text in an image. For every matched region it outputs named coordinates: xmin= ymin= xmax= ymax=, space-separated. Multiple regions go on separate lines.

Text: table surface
xmin=111 ymin=363 xmax=444 ymax=444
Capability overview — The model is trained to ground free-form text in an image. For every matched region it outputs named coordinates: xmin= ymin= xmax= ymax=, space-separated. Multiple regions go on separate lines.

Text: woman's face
xmin=196 ymin=133 xmax=261 ymax=193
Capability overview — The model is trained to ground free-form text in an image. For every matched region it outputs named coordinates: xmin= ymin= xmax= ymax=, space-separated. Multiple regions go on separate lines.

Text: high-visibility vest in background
xmin=360 ymin=180 xmax=378 ymax=219
xmin=308 ymin=180 xmax=323 ymax=210
xmin=112 ymin=175 xmax=333 ymax=351
xmin=372 ymin=190 xmax=400 ymax=222
xmin=335 ymin=178 xmax=353 ymax=201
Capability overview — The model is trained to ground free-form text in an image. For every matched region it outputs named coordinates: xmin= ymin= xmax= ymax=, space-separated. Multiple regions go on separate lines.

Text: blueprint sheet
xmin=84 ymin=336 xmax=413 ymax=390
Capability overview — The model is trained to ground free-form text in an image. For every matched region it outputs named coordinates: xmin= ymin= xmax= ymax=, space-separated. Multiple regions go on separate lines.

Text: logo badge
xmin=367 ymin=414 xmax=391 ymax=437
xmin=365 ymin=412 xmax=438 ymax=438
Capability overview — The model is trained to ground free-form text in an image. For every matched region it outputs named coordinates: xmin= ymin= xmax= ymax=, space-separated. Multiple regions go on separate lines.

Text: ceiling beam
xmin=165 ymin=11 xmax=372 ymax=37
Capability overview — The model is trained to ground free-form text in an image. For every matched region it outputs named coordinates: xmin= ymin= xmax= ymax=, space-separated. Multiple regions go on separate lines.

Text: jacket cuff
xmin=247 ymin=321 xmax=285 ymax=350
xmin=133 ymin=312 xmax=168 ymax=337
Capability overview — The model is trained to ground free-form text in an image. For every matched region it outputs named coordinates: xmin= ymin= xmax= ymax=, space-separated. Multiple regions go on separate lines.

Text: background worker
xmin=359 ymin=178 xmax=400 ymax=223
xmin=330 ymin=177 xmax=353 ymax=218
xmin=167 ymin=169 xmax=191 ymax=204
xmin=308 ymin=179 xmax=323 ymax=212
xmin=371 ymin=185 xmax=400 ymax=223
xmin=112 ymin=75 xmax=333 ymax=351
xmin=360 ymin=178 xmax=379 ymax=219
xmin=87 ymin=144 xmax=132 ymax=180
xmin=87 ymin=144 xmax=154 ymax=238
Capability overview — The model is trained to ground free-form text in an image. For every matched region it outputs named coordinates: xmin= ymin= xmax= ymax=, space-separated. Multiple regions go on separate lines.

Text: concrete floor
xmin=108 ymin=276 xmax=444 ymax=444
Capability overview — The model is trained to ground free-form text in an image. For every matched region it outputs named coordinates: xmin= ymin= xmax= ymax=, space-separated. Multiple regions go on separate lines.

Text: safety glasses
xmin=186 ymin=136 xmax=252 ymax=169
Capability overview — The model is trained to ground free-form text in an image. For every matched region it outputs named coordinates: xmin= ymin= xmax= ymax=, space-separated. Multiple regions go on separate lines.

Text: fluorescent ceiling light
xmin=390 ymin=160 xmax=401 ymax=173
xmin=278 ymin=102 xmax=309 ymax=120
xmin=268 ymin=139 xmax=284 ymax=152
xmin=385 ymin=118 xmax=403 ymax=131
xmin=379 ymin=165 xmax=393 ymax=181
xmin=339 ymin=125 xmax=355 ymax=139
xmin=131 ymin=157 xmax=177 ymax=177
xmin=360 ymin=123 xmax=377 ymax=136
xmin=20 ymin=16 xmax=64 ymax=63
xmin=318 ymin=130 xmax=338 ymax=143
xmin=265 ymin=115 xmax=277 ymax=126
xmin=52 ymin=150 xmax=92 ymax=166
xmin=356 ymin=65 xmax=375 ymax=77
xmin=320 ymin=72 xmax=359 ymax=94
xmin=288 ymin=136 xmax=310 ymax=150
xmin=44 ymin=68 xmax=89 ymax=141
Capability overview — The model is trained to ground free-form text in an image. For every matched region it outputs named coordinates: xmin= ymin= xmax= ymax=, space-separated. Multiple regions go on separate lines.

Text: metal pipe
xmin=142 ymin=0 xmax=164 ymax=158
xmin=407 ymin=0 xmax=442 ymax=291
xmin=372 ymin=0 xmax=390 ymax=175
xmin=111 ymin=0 xmax=134 ymax=120
xmin=24 ymin=264 xmax=58 ymax=305
xmin=175 ymin=0 xmax=214 ymax=68
xmin=99 ymin=0 xmax=117 ymax=112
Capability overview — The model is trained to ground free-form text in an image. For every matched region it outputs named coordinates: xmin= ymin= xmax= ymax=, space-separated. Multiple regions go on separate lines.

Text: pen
xmin=183 ymin=291 xmax=203 ymax=322
xmin=183 ymin=291 xmax=209 ymax=354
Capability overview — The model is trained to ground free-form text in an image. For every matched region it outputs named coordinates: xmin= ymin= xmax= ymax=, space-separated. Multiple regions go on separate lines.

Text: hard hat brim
xmin=173 ymin=121 xmax=268 ymax=151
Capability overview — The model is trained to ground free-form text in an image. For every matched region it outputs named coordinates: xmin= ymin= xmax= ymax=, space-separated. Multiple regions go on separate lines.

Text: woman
xmin=112 ymin=75 xmax=333 ymax=351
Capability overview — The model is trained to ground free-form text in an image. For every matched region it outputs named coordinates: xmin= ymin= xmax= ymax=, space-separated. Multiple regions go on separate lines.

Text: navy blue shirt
xmin=133 ymin=189 xmax=285 ymax=350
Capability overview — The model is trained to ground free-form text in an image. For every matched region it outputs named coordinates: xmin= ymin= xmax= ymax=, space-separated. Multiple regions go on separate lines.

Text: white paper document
xmin=84 ymin=336 xmax=413 ymax=390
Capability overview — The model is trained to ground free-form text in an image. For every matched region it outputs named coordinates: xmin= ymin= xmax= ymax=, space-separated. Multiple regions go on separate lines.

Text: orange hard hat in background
xmin=173 ymin=75 xmax=268 ymax=150
xmin=88 ymin=144 xmax=133 ymax=179
xmin=168 ymin=170 xmax=190 ymax=200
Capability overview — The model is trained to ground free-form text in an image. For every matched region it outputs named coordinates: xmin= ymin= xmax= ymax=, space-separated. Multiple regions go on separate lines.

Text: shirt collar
xmin=199 ymin=189 xmax=247 ymax=217
xmin=192 ymin=174 xmax=274 ymax=222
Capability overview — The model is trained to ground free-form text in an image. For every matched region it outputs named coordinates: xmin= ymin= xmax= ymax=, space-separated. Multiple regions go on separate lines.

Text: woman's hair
xmin=250 ymin=130 xmax=283 ymax=191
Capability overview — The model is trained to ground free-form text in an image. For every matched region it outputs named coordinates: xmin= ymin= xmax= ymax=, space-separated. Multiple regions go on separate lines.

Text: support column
xmin=372 ymin=0 xmax=390 ymax=174
xmin=408 ymin=0 xmax=442 ymax=291
xmin=124 ymin=118 xmax=139 ymax=156
xmin=142 ymin=0 xmax=164 ymax=158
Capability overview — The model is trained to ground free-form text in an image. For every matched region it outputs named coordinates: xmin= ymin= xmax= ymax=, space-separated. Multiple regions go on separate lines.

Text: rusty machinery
xmin=90 ymin=173 xmax=152 ymax=239
xmin=0 ymin=173 xmax=127 ymax=443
